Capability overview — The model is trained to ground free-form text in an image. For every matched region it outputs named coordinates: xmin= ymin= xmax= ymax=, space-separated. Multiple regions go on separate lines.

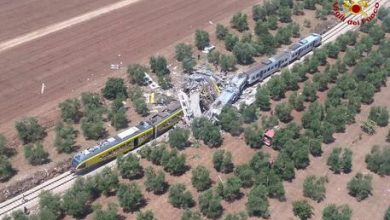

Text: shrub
xmin=108 ymin=99 xmax=128 ymax=130
xmin=175 ymin=43 xmax=193 ymax=62
xmin=117 ymin=183 xmax=144 ymax=212
xmin=92 ymin=203 xmax=119 ymax=220
xmin=127 ymin=64 xmax=147 ymax=85
xmin=194 ymin=30 xmax=210 ymax=50
xmin=137 ymin=210 xmax=155 ymax=220
xmin=149 ymin=55 xmax=169 ymax=76
xmin=168 ymin=184 xmax=194 ymax=209
xmin=94 ymin=167 xmax=119 ymax=196
xmin=24 ymin=143 xmax=49 ymax=165
xmin=59 ymin=98 xmax=81 ymax=123
xmin=303 ymin=175 xmax=327 ymax=202
xmin=117 ymin=154 xmax=143 ymax=179
xmin=191 ymin=166 xmax=211 ymax=191
xmin=38 ymin=191 xmax=62 ymax=219
xmin=219 ymin=105 xmax=242 ymax=136
xmin=54 ymin=122 xmax=76 ymax=153
xmin=161 ymin=149 xmax=187 ymax=175
xmin=368 ymin=106 xmax=389 ymax=127
xmin=168 ymin=128 xmax=190 ymax=150
xmin=230 ymin=12 xmax=248 ymax=32
xmin=144 ymin=167 xmax=166 ymax=194
xmin=213 ymin=150 xmax=234 ymax=173
xmin=216 ymin=24 xmax=228 ymax=40
xmin=246 ymin=184 xmax=269 ymax=217
xmin=244 ymin=125 xmax=263 ymax=149
xmin=102 ymin=78 xmax=128 ymax=100
xmin=0 ymin=156 xmax=14 ymax=182
xmin=181 ymin=210 xmax=202 ymax=220
xmin=322 ymin=204 xmax=352 ymax=220
xmin=199 ymin=189 xmax=223 ymax=218
xmin=292 ymin=200 xmax=313 ymax=220
xmin=216 ymin=176 xmax=242 ymax=201
xmin=365 ymin=145 xmax=390 ymax=176
xmin=80 ymin=111 xmax=105 ymax=140
xmin=275 ymin=102 xmax=292 ymax=123
xmin=15 ymin=117 xmax=45 ymax=144
xmin=347 ymin=173 xmax=373 ymax=201
xmin=62 ymin=179 xmax=93 ymax=218
xmin=234 ymin=164 xmax=255 ymax=188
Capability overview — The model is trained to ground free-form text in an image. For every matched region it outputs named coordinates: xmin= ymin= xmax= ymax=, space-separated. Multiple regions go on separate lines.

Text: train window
xmin=78 ymin=163 xmax=86 ymax=169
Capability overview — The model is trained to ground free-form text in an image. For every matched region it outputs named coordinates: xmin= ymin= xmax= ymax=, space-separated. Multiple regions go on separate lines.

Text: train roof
xmin=73 ymin=122 xmax=152 ymax=162
xmin=148 ymin=101 xmax=181 ymax=125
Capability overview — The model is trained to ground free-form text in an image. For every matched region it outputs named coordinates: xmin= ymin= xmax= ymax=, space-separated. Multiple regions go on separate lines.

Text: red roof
xmin=264 ymin=129 xmax=275 ymax=138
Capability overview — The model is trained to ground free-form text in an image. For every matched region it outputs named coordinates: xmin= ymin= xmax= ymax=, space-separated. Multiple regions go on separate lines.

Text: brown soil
xmin=0 ymin=0 xmax=118 ymax=42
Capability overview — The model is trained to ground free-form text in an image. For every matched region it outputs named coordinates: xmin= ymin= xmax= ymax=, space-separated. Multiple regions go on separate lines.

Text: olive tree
xmin=15 ymin=117 xmax=45 ymax=144
xmin=191 ymin=166 xmax=211 ymax=191
xmin=347 ymin=173 xmax=373 ymax=201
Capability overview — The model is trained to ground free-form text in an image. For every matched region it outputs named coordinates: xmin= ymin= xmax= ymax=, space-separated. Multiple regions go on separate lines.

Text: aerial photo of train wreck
xmin=0 ymin=0 xmax=389 ymax=219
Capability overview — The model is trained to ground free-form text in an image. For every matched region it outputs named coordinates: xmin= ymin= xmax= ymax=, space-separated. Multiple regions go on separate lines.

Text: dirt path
xmin=0 ymin=0 xmax=258 ymax=137
xmin=0 ymin=0 xmax=142 ymax=53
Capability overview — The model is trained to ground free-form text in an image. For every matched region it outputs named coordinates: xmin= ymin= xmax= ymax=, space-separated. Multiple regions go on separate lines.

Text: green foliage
xmin=168 ymin=184 xmax=194 ymax=209
xmin=213 ymin=149 xmax=234 ymax=173
xmin=312 ymin=72 xmax=329 ymax=91
xmin=108 ymin=98 xmax=128 ymax=130
xmin=15 ymin=117 xmax=45 ymax=144
xmin=255 ymin=86 xmax=271 ymax=111
xmin=181 ymin=210 xmax=202 ymax=220
xmin=191 ymin=117 xmax=222 ymax=147
xmin=385 ymin=206 xmax=390 ymax=220
xmin=289 ymin=92 xmax=304 ymax=112
xmin=81 ymin=92 xmax=104 ymax=113
xmin=292 ymin=200 xmax=313 ymax=220
xmin=275 ymin=26 xmax=292 ymax=45
xmin=54 ymin=122 xmax=76 ymax=153
xmin=92 ymin=203 xmax=119 ymax=220
xmin=224 ymin=33 xmax=239 ymax=52
xmin=302 ymin=82 xmax=317 ymax=102
xmin=322 ymin=204 xmax=352 ymax=220
xmin=102 ymin=78 xmax=128 ymax=100
xmin=8 ymin=210 xmax=29 ymax=220
xmin=234 ymin=164 xmax=255 ymax=188
xmin=150 ymin=55 xmax=169 ymax=76
xmin=266 ymin=75 xmax=286 ymax=100
xmin=326 ymin=43 xmax=340 ymax=59
xmin=216 ymin=24 xmax=228 ymax=40
xmin=246 ymin=184 xmax=269 ymax=217
xmin=117 ymin=154 xmax=143 ymax=179
xmin=182 ymin=57 xmax=196 ymax=74
xmin=59 ymin=98 xmax=81 ymax=123
xmin=62 ymin=178 xmax=93 ymax=218
xmin=281 ymin=69 xmax=299 ymax=91
xmin=369 ymin=26 xmax=385 ymax=44
xmin=0 ymin=156 xmax=14 ymax=182
xmin=24 ymin=143 xmax=49 ymax=165
xmin=267 ymin=15 xmax=278 ymax=30
xmin=207 ymin=50 xmax=221 ymax=65
xmin=369 ymin=106 xmax=389 ymax=127
xmin=127 ymin=64 xmax=147 ymax=85
xmin=191 ymin=166 xmax=211 ymax=191
xmin=161 ymin=149 xmax=187 ymax=175
xmin=278 ymin=6 xmax=292 ymax=23
xmin=38 ymin=191 xmax=61 ymax=219
xmin=94 ymin=167 xmax=119 ymax=196
xmin=169 ymin=128 xmax=190 ymax=149
xmin=249 ymin=152 xmax=270 ymax=173
xmin=233 ymin=42 xmax=256 ymax=65
xmin=224 ymin=212 xmax=248 ymax=220
xmin=347 ymin=173 xmax=373 ymax=201
xmin=261 ymin=115 xmax=279 ymax=130
xmin=219 ymin=53 xmax=237 ymax=72
xmin=273 ymin=151 xmax=295 ymax=181
xmin=117 ymin=183 xmax=144 ymax=212
xmin=365 ymin=145 xmax=390 ymax=176
xmin=341 ymin=149 xmax=353 ymax=173
xmin=216 ymin=176 xmax=242 ymax=201
xmin=133 ymin=97 xmax=149 ymax=117
xmin=244 ymin=125 xmax=263 ymax=149
xmin=137 ymin=210 xmax=155 ymax=220
xmin=199 ymin=189 xmax=223 ymax=218
xmin=219 ymin=105 xmax=242 ymax=136
xmin=80 ymin=110 xmax=105 ymax=140
xmin=303 ymin=175 xmax=327 ymax=202
xmin=230 ymin=12 xmax=248 ymax=32
xmin=275 ymin=102 xmax=292 ymax=123
xmin=144 ymin=167 xmax=166 ymax=194
xmin=252 ymin=5 xmax=267 ymax=21
xmin=195 ymin=30 xmax=210 ymax=50
xmin=240 ymin=103 xmax=257 ymax=123
xmin=175 ymin=43 xmax=193 ymax=62
xmin=139 ymin=144 xmax=167 ymax=165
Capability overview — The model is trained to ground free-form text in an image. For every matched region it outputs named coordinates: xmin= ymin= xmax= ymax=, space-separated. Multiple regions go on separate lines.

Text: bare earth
xmin=0 ymin=0 xmax=258 ymax=137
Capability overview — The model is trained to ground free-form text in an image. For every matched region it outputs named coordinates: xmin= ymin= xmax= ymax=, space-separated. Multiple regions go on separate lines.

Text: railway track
xmin=0 ymin=0 xmax=385 ymax=217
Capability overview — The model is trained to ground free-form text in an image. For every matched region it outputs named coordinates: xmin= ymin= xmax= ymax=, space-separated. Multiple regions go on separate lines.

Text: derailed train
xmin=71 ymin=33 xmax=322 ymax=172
xmin=209 ymin=33 xmax=322 ymax=118
xmin=71 ymin=102 xmax=183 ymax=172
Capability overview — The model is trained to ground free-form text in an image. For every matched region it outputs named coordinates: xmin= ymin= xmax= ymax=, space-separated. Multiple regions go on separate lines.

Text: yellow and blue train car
xmin=71 ymin=102 xmax=183 ymax=172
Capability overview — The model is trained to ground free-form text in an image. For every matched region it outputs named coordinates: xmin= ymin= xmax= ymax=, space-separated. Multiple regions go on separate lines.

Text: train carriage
xmin=71 ymin=102 xmax=183 ymax=172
